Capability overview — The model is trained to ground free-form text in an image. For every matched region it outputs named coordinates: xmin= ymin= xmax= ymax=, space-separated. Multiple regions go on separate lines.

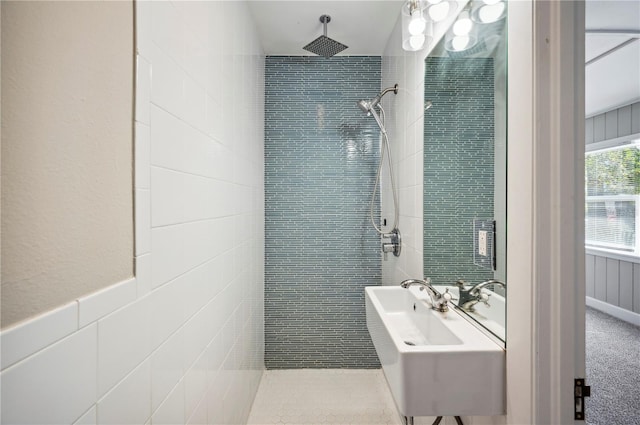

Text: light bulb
xmin=408 ymin=15 xmax=427 ymax=35
xmin=452 ymin=17 xmax=473 ymax=35
xmin=451 ymin=36 xmax=470 ymax=51
xmin=478 ymin=2 xmax=505 ymax=23
xmin=428 ymin=1 xmax=450 ymax=21
xmin=409 ymin=34 xmax=426 ymax=50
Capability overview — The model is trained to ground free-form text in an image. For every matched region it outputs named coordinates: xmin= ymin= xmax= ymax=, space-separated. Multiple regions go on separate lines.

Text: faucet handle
xmin=442 ymin=288 xmax=452 ymax=302
xmin=478 ymin=292 xmax=491 ymax=307
xmin=423 ymin=277 xmax=432 ymax=285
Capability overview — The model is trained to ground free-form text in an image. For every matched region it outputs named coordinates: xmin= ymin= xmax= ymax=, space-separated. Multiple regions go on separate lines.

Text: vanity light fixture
xmin=452 ymin=10 xmax=473 ymax=36
xmin=401 ymin=0 xmax=433 ymax=51
xmin=449 ymin=35 xmax=476 ymax=51
xmin=444 ymin=5 xmax=479 ymax=53
xmin=425 ymin=0 xmax=455 ymax=22
xmin=471 ymin=0 xmax=507 ymax=24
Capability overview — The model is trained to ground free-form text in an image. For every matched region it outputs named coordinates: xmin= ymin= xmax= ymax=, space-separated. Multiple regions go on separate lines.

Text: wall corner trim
xmin=1 ymin=276 xmax=138 ymax=371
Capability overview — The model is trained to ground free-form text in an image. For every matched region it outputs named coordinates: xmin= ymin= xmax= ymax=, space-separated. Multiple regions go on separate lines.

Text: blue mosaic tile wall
xmin=264 ymin=56 xmax=382 ymax=368
xmin=423 ymin=57 xmax=496 ymax=286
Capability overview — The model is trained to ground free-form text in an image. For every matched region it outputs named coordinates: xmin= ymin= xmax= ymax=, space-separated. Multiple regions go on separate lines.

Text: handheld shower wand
xmin=357 ymin=84 xmax=401 ymax=259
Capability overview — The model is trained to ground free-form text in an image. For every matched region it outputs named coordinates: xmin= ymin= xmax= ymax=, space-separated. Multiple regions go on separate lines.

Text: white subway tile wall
xmin=380 ymin=17 xmax=427 ymax=285
xmin=0 ymin=1 xmax=265 ymax=424
xmin=97 ymin=360 xmax=152 ymax=425
xmin=1 ymin=325 xmax=98 ymax=424
xmin=152 ymin=378 xmax=186 ymax=425
xmin=0 ymin=301 xmax=78 ymax=370
xmin=97 ymin=294 xmax=152 ymax=398
xmin=78 ymin=277 xmax=138 ymax=328
xmin=72 ymin=406 xmax=97 ymax=425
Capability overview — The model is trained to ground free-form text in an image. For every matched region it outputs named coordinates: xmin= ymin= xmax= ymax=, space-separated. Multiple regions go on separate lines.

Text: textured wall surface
xmin=1 ymin=0 xmax=134 ymax=328
xmin=264 ymin=56 xmax=382 ymax=368
xmin=423 ymin=57 xmax=495 ymax=286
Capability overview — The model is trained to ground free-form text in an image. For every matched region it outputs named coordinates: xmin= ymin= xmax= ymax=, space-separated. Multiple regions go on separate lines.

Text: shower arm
xmin=379 ymin=84 xmax=399 ymax=99
xmin=369 ymin=84 xmax=399 ymax=112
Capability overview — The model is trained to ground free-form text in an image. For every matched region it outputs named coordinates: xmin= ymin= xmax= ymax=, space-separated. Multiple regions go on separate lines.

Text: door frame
xmin=507 ymin=1 xmax=586 ymax=423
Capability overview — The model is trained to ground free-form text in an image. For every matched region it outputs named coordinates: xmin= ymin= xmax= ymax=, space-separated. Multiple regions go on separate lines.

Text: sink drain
xmin=404 ymin=341 xmax=416 ymax=346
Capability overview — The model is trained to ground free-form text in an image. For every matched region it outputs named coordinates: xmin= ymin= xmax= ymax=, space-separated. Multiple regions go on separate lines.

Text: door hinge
xmin=574 ymin=378 xmax=591 ymax=421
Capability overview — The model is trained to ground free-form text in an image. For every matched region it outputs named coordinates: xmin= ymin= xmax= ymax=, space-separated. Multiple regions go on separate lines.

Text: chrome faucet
xmin=400 ymin=278 xmax=452 ymax=312
xmin=455 ymin=279 xmax=505 ymax=311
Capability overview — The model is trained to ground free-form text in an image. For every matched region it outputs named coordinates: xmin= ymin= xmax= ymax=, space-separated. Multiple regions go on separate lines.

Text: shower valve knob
xmin=381 ymin=228 xmax=401 ymax=260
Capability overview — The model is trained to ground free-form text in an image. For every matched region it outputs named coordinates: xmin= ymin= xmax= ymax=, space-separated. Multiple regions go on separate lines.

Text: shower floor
xmin=247 ymin=369 xmax=403 ymax=425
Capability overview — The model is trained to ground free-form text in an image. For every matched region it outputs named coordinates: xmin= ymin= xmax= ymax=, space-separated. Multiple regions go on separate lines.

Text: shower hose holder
xmin=382 ymin=228 xmax=401 ymax=260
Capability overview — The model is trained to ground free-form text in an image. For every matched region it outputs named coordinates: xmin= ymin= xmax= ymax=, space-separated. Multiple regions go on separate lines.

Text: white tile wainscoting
xmin=0 ymin=271 xmax=262 ymax=425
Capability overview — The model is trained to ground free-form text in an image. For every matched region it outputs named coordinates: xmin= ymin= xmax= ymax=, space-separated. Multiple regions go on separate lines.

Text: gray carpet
xmin=586 ymin=307 xmax=640 ymax=425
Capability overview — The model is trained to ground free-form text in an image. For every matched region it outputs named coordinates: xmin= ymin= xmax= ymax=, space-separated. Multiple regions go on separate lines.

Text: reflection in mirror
xmin=423 ymin=1 xmax=507 ymax=343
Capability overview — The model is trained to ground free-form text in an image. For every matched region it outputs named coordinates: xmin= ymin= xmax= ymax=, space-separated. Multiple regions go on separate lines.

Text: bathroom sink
xmin=365 ymin=286 xmax=505 ymax=417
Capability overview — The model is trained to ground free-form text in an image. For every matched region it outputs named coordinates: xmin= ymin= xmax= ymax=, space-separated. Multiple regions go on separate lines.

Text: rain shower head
xmin=357 ymin=84 xmax=399 ymax=115
xmin=303 ymin=15 xmax=348 ymax=58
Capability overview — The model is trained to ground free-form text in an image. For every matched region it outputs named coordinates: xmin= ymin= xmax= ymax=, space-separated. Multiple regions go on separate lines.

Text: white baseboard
xmin=586 ymin=297 xmax=640 ymax=327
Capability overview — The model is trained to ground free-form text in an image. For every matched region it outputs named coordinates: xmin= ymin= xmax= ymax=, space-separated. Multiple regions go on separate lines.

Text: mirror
xmin=423 ymin=2 xmax=507 ymax=343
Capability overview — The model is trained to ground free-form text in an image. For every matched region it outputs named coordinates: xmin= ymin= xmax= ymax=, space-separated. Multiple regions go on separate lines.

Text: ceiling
xmin=247 ymin=1 xmax=403 ymax=56
xmin=585 ymin=0 xmax=640 ymax=117
xmin=247 ymin=1 xmax=640 ymax=118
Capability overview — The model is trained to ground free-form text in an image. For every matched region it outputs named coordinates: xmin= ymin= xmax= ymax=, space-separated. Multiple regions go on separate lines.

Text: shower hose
xmin=368 ymin=104 xmax=399 ymax=235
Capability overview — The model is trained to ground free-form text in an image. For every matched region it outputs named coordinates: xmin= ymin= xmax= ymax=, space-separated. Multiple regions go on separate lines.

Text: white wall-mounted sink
xmin=365 ymin=286 xmax=505 ymax=417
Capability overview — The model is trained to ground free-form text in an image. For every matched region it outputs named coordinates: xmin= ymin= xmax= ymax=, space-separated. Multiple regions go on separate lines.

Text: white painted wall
xmin=0 ymin=1 xmax=265 ymax=424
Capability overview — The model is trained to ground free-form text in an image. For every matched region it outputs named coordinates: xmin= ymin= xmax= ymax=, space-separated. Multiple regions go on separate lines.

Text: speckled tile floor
xmin=247 ymin=369 xmax=404 ymax=425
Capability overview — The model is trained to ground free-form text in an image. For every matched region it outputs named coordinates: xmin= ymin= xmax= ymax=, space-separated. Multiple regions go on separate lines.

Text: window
xmin=585 ymin=139 xmax=640 ymax=256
